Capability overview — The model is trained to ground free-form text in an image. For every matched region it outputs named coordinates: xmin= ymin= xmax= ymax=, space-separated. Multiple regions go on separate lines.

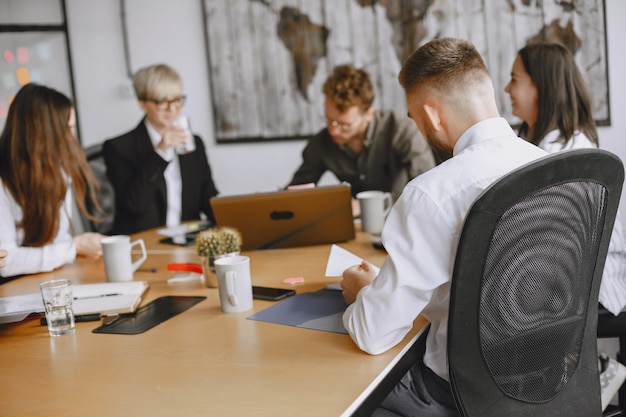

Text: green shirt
xmin=289 ymin=111 xmax=436 ymax=200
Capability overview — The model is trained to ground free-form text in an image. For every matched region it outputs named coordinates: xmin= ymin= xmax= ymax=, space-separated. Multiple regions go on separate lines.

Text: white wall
xmin=66 ymin=0 xmax=308 ymax=197
xmin=66 ymin=0 xmax=626 ymax=202
xmin=599 ymin=0 xmax=626 ymax=211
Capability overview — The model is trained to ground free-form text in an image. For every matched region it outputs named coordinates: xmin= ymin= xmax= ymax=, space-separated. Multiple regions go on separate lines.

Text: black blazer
xmin=102 ymin=120 xmax=219 ymax=235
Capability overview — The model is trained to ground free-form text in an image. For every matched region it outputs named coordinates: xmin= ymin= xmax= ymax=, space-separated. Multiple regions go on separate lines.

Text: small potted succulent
xmin=195 ymin=227 xmax=243 ymax=288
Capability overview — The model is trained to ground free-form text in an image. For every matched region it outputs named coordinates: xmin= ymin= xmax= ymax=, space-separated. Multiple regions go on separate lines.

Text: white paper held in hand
xmin=324 ymin=244 xmax=380 ymax=290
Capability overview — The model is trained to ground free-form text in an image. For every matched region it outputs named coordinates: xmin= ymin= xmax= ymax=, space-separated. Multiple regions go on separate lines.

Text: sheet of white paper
xmin=324 ymin=244 xmax=380 ymax=277
xmin=0 ymin=312 xmax=33 ymax=325
xmin=157 ymin=221 xmax=210 ymax=237
xmin=157 ymin=224 xmax=192 ymax=237
xmin=0 ymin=293 xmax=43 ymax=316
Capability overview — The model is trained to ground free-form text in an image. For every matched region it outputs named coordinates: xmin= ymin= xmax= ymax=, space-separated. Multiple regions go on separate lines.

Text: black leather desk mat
xmin=92 ymin=296 xmax=206 ymax=335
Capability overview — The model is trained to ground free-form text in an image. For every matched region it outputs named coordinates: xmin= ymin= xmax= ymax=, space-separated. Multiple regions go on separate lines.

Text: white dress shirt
xmin=538 ymin=130 xmax=626 ymax=315
xmin=0 ymin=180 xmax=77 ymax=277
xmin=343 ymin=117 xmax=548 ymax=381
xmin=145 ymin=120 xmax=183 ymax=227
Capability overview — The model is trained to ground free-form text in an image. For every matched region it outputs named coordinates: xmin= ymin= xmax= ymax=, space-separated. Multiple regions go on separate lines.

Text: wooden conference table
xmin=0 ymin=227 xmax=427 ymax=417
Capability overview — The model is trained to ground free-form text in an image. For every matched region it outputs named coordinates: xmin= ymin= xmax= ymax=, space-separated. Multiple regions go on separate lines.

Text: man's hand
xmin=341 ymin=260 xmax=377 ymax=304
xmin=74 ymin=233 xmax=105 ymax=259
xmin=0 ymin=249 xmax=7 ymax=268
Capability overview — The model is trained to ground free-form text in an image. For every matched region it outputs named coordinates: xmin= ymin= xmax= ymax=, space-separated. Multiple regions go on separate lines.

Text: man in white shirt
xmin=340 ymin=38 xmax=547 ymax=416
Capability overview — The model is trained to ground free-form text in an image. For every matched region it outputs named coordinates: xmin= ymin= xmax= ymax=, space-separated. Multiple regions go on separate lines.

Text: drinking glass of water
xmin=40 ymin=279 xmax=75 ymax=336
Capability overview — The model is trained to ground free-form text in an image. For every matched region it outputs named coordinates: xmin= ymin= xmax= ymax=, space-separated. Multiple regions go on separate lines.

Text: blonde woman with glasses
xmin=103 ymin=64 xmax=219 ymax=234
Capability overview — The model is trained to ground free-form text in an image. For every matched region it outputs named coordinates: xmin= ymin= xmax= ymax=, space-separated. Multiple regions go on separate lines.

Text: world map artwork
xmin=204 ymin=0 xmax=609 ymax=142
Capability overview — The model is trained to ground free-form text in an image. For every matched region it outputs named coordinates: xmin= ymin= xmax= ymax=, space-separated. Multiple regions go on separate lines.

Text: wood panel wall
xmin=203 ymin=0 xmax=609 ymax=142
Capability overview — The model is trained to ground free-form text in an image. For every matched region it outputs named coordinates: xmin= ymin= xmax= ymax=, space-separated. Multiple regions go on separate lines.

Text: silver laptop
xmin=210 ymin=184 xmax=355 ymax=251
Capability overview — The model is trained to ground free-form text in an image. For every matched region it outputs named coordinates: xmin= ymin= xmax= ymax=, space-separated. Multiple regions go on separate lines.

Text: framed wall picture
xmin=203 ymin=0 xmax=609 ymax=143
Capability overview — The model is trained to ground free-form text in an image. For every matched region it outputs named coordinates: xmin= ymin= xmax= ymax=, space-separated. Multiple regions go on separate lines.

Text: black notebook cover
xmin=92 ymin=296 xmax=206 ymax=335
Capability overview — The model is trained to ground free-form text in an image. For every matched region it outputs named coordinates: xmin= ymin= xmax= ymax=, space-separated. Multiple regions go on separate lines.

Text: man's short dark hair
xmin=398 ymin=38 xmax=490 ymax=95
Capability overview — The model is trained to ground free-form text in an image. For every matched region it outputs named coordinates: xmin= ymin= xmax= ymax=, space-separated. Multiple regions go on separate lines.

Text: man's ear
xmin=423 ymin=103 xmax=441 ymax=131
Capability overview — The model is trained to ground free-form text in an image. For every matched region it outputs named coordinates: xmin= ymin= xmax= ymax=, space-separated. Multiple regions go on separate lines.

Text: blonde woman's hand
xmin=156 ymin=125 xmax=188 ymax=152
xmin=74 ymin=233 xmax=105 ymax=259
xmin=0 ymin=249 xmax=7 ymax=268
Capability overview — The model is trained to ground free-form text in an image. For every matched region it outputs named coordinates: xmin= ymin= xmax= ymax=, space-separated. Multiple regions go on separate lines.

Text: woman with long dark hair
xmin=0 ymin=83 xmax=105 ymax=277
xmin=505 ymin=42 xmax=598 ymax=149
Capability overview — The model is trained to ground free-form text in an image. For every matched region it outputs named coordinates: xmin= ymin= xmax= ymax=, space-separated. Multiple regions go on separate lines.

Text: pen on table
xmin=40 ymin=313 xmax=101 ymax=326
xmin=73 ymin=293 xmax=122 ymax=300
xmin=137 ymin=268 xmax=158 ymax=273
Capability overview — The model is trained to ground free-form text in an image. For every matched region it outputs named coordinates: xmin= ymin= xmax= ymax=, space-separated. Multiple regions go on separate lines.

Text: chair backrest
xmin=83 ymin=143 xmax=115 ymax=234
xmin=448 ymin=149 xmax=624 ymax=417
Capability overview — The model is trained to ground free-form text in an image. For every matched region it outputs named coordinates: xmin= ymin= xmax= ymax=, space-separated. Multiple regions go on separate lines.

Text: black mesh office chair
xmin=447 ymin=149 xmax=624 ymax=417
xmin=83 ymin=143 xmax=115 ymax=234
xmin=598 ymin=308 xmax=626 ymax=415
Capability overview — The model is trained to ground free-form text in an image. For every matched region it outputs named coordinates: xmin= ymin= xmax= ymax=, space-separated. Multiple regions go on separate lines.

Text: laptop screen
xmin=210 ymin=184 xmax=355 ymax=250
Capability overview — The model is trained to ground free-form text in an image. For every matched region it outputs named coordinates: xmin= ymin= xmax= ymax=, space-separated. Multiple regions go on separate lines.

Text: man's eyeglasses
xmin=326 ymin=112 xmax=364 ymax=132
xmin=327 ymin=118 xmax=360 ymax=132
xmin=144 ymin=95 xmax=186 ymax=111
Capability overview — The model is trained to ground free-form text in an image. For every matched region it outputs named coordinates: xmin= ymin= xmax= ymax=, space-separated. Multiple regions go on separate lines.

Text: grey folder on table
xmin=247 ymin=289 xmax=348 ymax=334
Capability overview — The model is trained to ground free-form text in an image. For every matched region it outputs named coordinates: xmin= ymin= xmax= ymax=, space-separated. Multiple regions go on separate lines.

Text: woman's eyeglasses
xmin=144 ymin=95 xmax=186 ymax=111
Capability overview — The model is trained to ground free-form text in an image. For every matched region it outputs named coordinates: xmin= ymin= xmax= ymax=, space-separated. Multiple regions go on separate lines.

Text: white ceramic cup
xmin=101 ymin=235 xmax=147 ymax=282
xmin=214 ymin=255 xmax=253 ymax=313
xmin=356 ymin=190 xmax=393 ymax=235
xmin=172 ymin=115 xmax=195 ymax=154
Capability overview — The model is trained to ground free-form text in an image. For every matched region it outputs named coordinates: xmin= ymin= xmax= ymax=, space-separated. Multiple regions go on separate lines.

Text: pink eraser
xmin=283 ymin=277 xmax=305 ymax=284
xmin=286 ymin=183 xmax=315 ymax=190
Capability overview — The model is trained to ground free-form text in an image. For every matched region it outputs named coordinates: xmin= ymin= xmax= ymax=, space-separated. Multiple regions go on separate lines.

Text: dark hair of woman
xmin=0 ymin=83 xmax=101 ymax=246
xmin=517 ymin=42 xmax=598 ymax=146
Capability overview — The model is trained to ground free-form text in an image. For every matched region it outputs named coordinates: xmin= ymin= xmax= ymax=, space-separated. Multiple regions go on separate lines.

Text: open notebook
xmin=0 ymin=280 xmax=149 ymax=324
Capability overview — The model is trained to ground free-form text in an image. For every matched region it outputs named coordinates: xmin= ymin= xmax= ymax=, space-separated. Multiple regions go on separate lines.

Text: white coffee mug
xmin=101 ymin=235 xmax=148 ymax=282
xmin=356 ymin=190 xmax=393 ymax=235
xmin=214 ymin=255 xmax=253 ymax=313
